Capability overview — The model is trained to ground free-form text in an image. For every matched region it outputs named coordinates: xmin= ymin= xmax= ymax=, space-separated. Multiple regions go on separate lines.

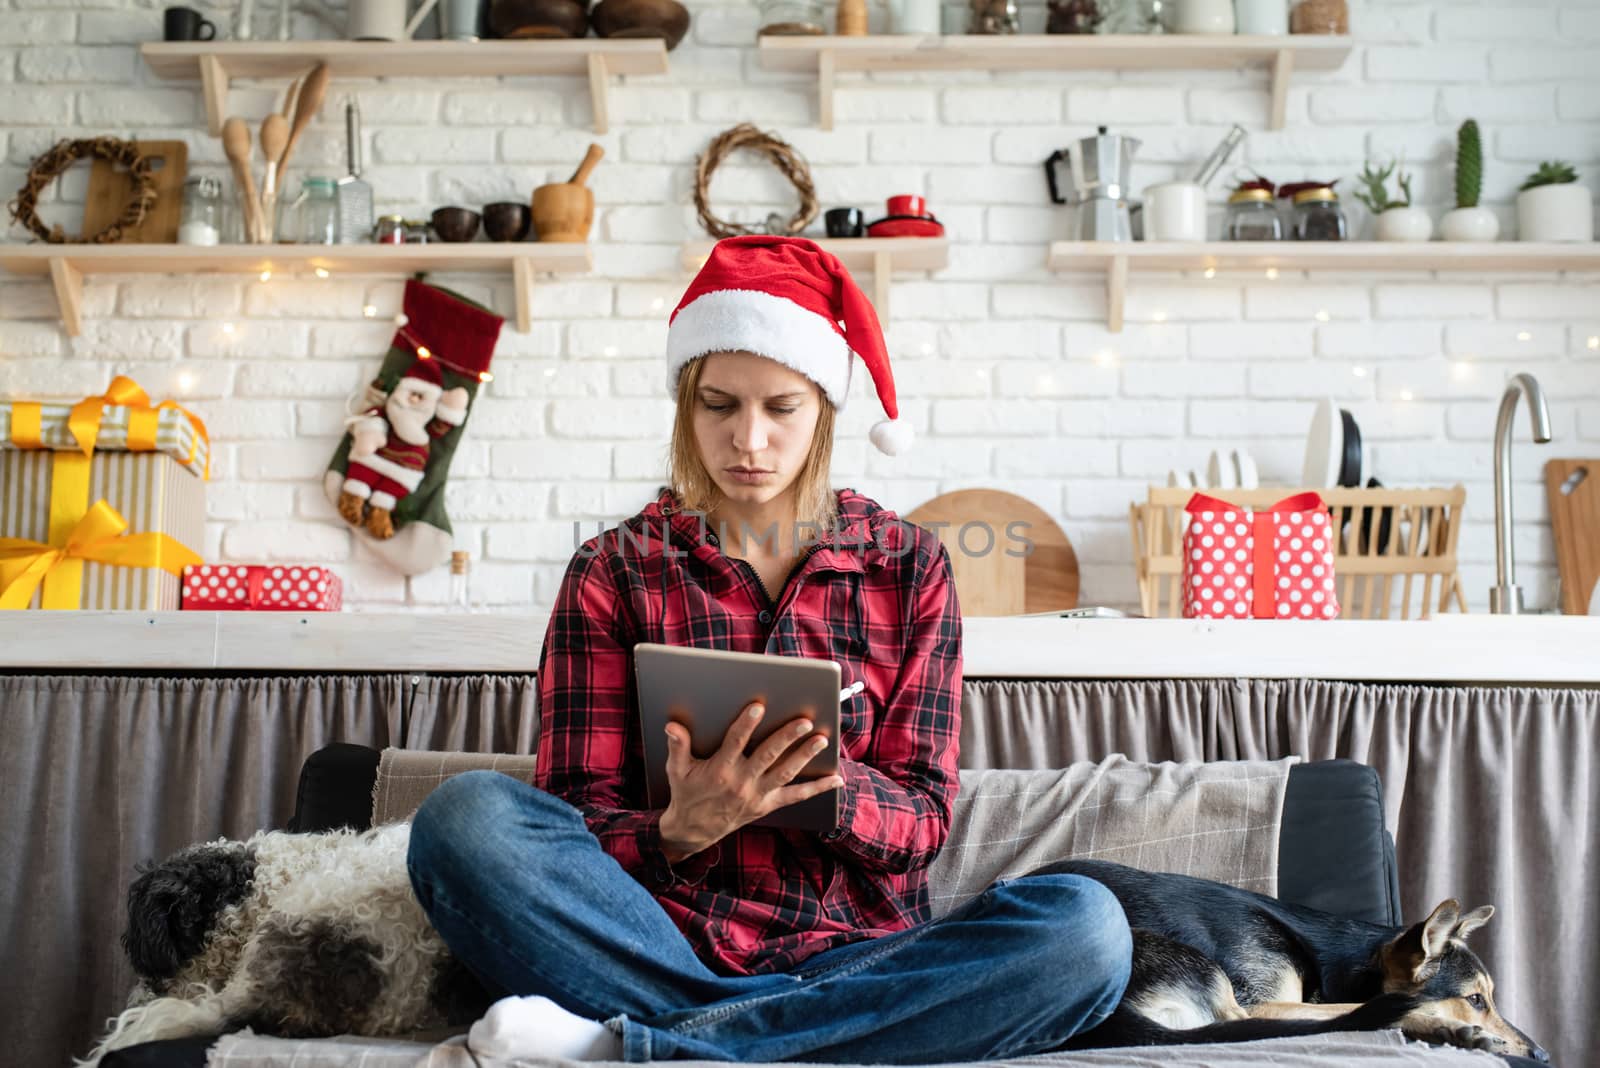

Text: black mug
xmin=164 ymin=6 xmax=217 ymax=41
xmin=825 ymin=207 xmax=865 ymax=238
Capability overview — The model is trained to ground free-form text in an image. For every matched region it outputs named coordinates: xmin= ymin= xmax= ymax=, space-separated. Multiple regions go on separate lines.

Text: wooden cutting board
xmin=904 ymin=489 xmax=1079 ymax=616
xmin=82 ymin=140 xmax=188 ymax=243
xmin=1545 ymin=458 xmax=1600 ymax=615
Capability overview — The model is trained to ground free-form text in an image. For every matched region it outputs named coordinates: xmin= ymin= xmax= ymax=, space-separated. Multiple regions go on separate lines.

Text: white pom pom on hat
xmin=665 ymin=235 xmax=912 ymax=455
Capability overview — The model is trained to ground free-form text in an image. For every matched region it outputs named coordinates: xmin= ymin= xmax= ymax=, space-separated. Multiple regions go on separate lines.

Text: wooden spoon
xmin=281 ymin=73 xmax=302 ymax=120
xmin=568 ymin=143 xmax=604 ymax=186
xmin=278 ymin=61 xmax=330 ymax=177
xmin=222 ymin=116 xmax=261 ymax=242
xmin=260 ymin=113 xmax=289 ymax=197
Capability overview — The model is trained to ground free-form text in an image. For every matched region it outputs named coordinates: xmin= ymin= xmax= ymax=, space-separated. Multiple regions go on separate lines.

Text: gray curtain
xmin=404 ymin=674 xmax=540 ymax=753
xmin=961 ymin=678 xmax=1599 ymax=1068
xmin=0 ymin=674 xmax=407 ymax=1068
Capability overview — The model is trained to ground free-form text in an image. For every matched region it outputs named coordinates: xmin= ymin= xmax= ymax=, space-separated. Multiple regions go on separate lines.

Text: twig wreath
xmin=693 ymin=124 xmax=819 ymax=239
xmin=8 ymin=137 xmax=155 ymax=244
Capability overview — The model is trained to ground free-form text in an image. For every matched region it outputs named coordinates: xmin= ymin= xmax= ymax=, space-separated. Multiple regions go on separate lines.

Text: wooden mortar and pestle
xmin=531 ymin=143 xmax=603 ymax=242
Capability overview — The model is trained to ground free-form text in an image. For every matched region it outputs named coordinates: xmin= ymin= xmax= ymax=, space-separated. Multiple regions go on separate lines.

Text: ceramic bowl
xmin=490 ymin=0 xmax=590 ymax=38
xmin=430 ymin=206 xmax=481 ymax=243
xmin=483 ymin=202 xmax=532 ymax=242
xmin=590 ymin=0 xmax=691 ymax=49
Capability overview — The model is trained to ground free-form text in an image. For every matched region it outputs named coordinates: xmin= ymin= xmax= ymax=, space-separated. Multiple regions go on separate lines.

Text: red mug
xmin=886 ymin=194 xmax=926 ymax=218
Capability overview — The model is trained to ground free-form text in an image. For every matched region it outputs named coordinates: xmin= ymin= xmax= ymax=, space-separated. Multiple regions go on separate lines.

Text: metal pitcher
xmin=1043 ymin=126 xmax=1142 ymax=241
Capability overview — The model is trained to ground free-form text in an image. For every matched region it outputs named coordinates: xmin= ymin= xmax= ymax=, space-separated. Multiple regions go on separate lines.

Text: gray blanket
xmin=209 ymin=1029 xmax=1502 ymax=1067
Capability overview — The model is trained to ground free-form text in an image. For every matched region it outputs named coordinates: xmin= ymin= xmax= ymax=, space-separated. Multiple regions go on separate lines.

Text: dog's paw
xmin=1409 ymin=1018 xmax=1509 ymax=1054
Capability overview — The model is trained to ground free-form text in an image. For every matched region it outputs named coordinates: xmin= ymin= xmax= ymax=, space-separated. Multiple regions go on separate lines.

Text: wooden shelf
xmin=140 ymin=40 xmax=670 ymax=136
xmin=680 ymin=237 xmax=949 ymax=318
xmin=757 ymin=34 xmax=1352 ymax=130
xmin=1047 ymin=240 xmax=1600 ymax=332
xmin=0 ymin=243 xmax=595 ymax=336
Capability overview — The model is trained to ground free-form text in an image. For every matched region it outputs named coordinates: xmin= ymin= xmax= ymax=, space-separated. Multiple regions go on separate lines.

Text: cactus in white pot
xmin=1440 ymin=120 xmax=1500 ymax=241
xmin=1516 ymin=162 xmax=1594 ymax=242
xmin=1355 ymin=159 xmax=1431 ymax=241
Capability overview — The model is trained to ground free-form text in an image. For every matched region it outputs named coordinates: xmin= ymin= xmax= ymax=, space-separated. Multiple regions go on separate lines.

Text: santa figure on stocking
xmin=338 ymin=355 xmax=468 ymax=540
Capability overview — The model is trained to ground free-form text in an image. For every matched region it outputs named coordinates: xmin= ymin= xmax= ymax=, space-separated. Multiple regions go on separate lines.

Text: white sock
xmin=468 ymin=994 xmax=623 ymax=1062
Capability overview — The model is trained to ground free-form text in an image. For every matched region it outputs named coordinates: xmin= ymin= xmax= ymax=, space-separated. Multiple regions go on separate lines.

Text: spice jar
xmin=404 ymin=218 xmax=432 ymax=243
xmin=1290 ymin=0 xmax=1347 ymax=34
xmin=375 ymin=214 xmax=406 ymax=244
xmin=757 ymin=0 xmax=826 ymax=35
xmin=1291 ymin=186 xmax=1347 ymax=241
xmin=1225 ymin=188 xmax=1283 ymax=241
xmin=178 ymin=176 xmax=222 ymax=246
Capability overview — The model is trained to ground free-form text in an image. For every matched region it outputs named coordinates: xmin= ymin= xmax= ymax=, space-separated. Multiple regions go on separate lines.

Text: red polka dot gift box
xmin=1182 ymin=492 xmax=1340 ymax=621
xmin=180 ymin=564 xmax=343 ymax=612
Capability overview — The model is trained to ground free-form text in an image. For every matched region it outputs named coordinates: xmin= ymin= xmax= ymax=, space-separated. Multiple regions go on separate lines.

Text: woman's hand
xmin=658 ymin=702 xmax=844 ymax=862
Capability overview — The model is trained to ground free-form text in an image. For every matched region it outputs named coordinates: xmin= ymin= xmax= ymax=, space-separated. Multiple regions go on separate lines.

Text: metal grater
xmin=337 ymin=97 xmax=373 ymax=244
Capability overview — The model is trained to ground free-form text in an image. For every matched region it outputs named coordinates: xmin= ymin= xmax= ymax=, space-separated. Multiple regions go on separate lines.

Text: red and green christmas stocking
xmin=323 ymin=279 xmax=503 ymax=576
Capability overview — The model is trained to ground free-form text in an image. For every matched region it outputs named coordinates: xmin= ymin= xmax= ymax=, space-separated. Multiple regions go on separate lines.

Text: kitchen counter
xmin=3 ymin=611 xmax=1597 ymax=683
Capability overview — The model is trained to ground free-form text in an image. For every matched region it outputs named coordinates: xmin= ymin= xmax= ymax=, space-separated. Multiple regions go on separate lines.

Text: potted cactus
xmin=1441 ymin=120 xmax=1500 ymax=241
xmin=1355 ymin=159 xmax=1431 ymax=241
xmin=1516 ymin=161 xmax=1594 ymax=242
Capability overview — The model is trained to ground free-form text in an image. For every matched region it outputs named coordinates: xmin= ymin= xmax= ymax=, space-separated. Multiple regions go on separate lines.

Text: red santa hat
xmin=665 ymin=235 xmax=913 ymax=455
xmin=397 ymin=353 xmax=444 ymax=396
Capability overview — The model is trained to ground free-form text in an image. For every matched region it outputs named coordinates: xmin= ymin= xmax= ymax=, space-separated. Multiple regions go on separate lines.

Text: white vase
xmin=1516 ymin=183 xmax=1595 ymax=242
xmin=1374 ymin=206 xmax=1432 ymax=242
xmin=1173 ymin=0 xmax=1235 ymax=33
xmin=1439 ymin=206 xmax=1500 ymax=242
xmin=1234 ymin=0 xmax=1286 ymax=34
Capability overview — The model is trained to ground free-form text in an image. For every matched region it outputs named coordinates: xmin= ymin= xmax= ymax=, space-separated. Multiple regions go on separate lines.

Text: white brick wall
xmin=2 ymin=0 xmax=1598 ymax=615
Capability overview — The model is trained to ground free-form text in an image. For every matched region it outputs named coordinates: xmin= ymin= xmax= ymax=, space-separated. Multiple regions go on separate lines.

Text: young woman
xmin=406 ymin=237 xmax=1132 ymax=1064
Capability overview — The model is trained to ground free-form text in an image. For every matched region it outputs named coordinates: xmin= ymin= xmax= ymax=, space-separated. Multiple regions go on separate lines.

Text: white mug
xmin=1234 ymin=0 xmax=1287 ymax=35
xmin=881 ymin=0 xmax=943 ymax=34
xmin=1142 ymin=182 xmax=1208 ymax=242
xmin=1172 ymin=0 xmax=1235 ymax=33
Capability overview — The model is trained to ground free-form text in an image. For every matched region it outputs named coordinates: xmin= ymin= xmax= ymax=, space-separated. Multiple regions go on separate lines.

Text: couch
xmin=101 ymin=745 xmax=1533 ymax=1068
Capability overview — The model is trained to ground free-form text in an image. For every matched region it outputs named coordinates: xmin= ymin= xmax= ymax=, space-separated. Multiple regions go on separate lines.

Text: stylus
xmin=839 ymin=681 xmax=866 ymax=703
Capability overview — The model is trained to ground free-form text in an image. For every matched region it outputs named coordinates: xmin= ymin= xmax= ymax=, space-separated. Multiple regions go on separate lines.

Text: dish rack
xmin=1130 ymin=486 xmax=1469 ymax=620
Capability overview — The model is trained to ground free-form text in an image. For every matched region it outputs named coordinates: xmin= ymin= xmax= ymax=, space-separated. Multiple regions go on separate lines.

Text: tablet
xmin=634 ymin=643 xmax=842 ymax=832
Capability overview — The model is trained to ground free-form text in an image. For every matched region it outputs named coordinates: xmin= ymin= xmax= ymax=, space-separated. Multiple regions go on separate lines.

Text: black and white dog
xmin=83 ymin=823 xmax=489 ymax=1064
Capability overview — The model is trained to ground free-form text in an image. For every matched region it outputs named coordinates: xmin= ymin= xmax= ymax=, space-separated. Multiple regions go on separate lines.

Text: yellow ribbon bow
xmin=0 ymin=499 xmax=203 ymax=611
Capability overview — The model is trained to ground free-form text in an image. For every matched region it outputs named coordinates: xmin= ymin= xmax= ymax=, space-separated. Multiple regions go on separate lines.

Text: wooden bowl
xmin=483 ymin=201 xmax=532 ymax=242
xmin=531 ymin=183 xmax=593 ymax=243
xmin=589 ymin=0 xmax=690 ymax=49
xmin=489 ymin=0 xmax=589 ymax=38
xmin=430 ymin=206 xmax=481 ymax=243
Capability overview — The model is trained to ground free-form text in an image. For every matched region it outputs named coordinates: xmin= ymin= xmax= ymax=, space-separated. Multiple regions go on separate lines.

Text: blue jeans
xmin=406 ymin=770 xmax=1132 ymax=1063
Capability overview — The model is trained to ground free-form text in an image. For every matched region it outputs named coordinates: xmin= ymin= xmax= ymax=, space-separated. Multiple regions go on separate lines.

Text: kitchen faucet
xmin=1490 ymin=373 xmax=1553 ymax=614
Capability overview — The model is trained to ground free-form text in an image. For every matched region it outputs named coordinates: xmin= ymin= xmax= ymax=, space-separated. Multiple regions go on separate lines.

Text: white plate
xmin=1301 ymin=398 xmax=1342 ymax=489
xmin=1233 ymin=448 xmax=1259 ymax=489
xmin=1207 ymin=449 xmax=1238 ymax=490
xmin=1167 ymin=468 xmax=1194 ymax=489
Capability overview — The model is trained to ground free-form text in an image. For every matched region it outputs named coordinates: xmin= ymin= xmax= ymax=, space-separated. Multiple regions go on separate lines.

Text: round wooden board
xmin=904 ymin=489 xmax=1079 ymax=616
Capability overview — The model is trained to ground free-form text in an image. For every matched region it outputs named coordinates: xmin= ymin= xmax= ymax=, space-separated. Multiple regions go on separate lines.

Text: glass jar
xmin=177 ymin=176 xmax=222 ymax=246
xmin=404 ymin=218 xmax=432 ymax=243
xmin=1291 ymin=186 xmax=1347 ymax=241
xmin=375 ymin=214 xmax=406 ymax=244
xmin=293 ymin=177 xmax=339 ymax=245
xmin=1225 ymin=188 xmax=1283 ymax=240
xmin=757 ymin=0 xmax=826 ymax=35
xmin=1290 ymin=0 xmax=1347 ymax=34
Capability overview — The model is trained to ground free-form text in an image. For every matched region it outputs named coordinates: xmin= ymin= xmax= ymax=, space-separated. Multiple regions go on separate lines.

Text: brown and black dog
xmin=1042 ymin=859 xmax=1550 ymax=1062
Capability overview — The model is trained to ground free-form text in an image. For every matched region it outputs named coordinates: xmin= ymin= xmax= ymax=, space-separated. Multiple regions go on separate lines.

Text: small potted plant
xmin=1354 ymin=159 xmax=1430 ymax=241
xmin=1440 ymin=120 xmax=1499 ymax=241
xmin=1516 ymin=161 xmax=1594 ymax=242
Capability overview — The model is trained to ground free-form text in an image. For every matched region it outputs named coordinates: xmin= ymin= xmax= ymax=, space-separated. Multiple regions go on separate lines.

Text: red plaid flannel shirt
xmin=535 ymin=487 xmax=963 ymax=976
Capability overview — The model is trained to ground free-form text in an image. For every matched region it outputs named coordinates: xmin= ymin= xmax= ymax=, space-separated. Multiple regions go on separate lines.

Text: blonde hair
xmin=668 ymin=354 xmax=839 ymax=536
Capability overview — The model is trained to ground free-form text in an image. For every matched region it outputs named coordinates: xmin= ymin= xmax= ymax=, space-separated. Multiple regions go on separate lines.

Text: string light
xmin=479 ymin=371 xmax=494 ymax=383
xmin=920 ymin=342 xmax=933 ymax=356
xmin=362 ymin=305 xmax=377 ymax=318
xmin=258 ymin=269 xmax=272 ymax=282
xmin=603 ymin=345 xmax=619 ymax=358
xmin=1588 ymin=335 xmax=1599 ymax=351
xmin=650 ymin=298 xmax=665 ymax=311
xmin=1203 ymin=267 xmax=1216 ymax=279
xmin=394 ymin=314 xmax=409 ymax=327
xmin=1093 ymin=349 xmax=1117 ymax=367
xmin=176 ymin=371 xmax=196 ymax=392
xmin=1516 ymin=330 xmax=1531 ymax=342
xmin=1152 ymin=311 xmax=1168 ymax=323
xmin=314 ymin=267 xmax=330 ymax=279
xmin=221 ymin=322 xmax=235 ymax=334
xmin=1399 ymin=389 xmax=1414 ymax=402
xmin=1264 ymin=267 xmax=1279 ymax=280
xmin=1451 ymin=362 xmax=1474 ymax=381
xmin=416 ymin=345 xmax=432 ymax=360
xmin=1314 ymin=309 xmax=1330 ymax=323
xmin=1352 ymin=366 xmax=1367 ymax=378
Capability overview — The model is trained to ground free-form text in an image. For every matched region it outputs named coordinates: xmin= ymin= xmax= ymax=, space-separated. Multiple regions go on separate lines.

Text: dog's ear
xmin=121 ymin=845 xmax=257 ymax=981
xmin=1382 ymin=899 xmax=1460 ymax=984
xmin=1453 ymin=905 xmax=1494 ymax=940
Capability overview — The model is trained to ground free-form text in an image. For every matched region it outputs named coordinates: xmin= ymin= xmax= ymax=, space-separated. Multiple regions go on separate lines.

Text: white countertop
xmin=2 ymin=612 xmax=1597 ymax=684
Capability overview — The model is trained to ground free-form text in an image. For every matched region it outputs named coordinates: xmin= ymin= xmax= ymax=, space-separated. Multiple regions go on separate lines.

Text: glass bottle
xmin=1291 ymin=186 xmax=1348 ymax=241
xmin=178 ymin=176 xmax=223 ymax=246
xmin=296 ymin=177 xmax=340 ymax=245
xmin=449 ymin=551 xmax=473 ymax=611
xmin=1225 ymin=188 xmax=1283 ymax=240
